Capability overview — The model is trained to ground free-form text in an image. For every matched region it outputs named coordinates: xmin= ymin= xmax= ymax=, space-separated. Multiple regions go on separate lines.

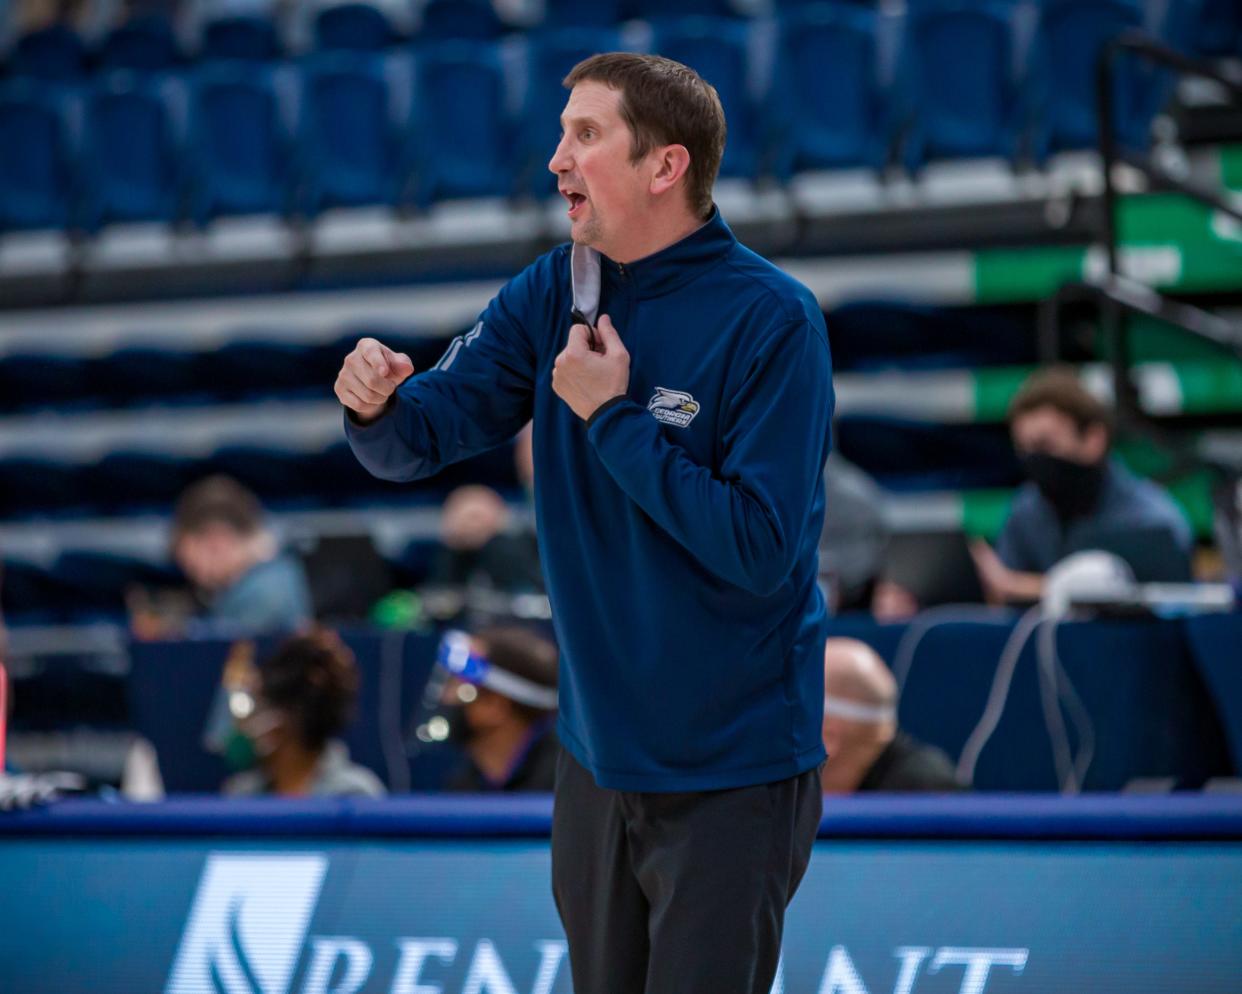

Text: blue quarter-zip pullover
xmin=346 ymin=209 xmax=835 ymax=790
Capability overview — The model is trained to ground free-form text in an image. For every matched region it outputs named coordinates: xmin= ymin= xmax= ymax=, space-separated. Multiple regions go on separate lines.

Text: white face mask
xmin=822 ymin=696 xmax=897 ymax=724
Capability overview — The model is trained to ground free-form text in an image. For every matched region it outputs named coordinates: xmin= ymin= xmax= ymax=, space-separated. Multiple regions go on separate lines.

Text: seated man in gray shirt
xmin=972 ymin=367 xmax=1192 ymax=603
xmin=170 ymin=475 xmax=312 ymax=632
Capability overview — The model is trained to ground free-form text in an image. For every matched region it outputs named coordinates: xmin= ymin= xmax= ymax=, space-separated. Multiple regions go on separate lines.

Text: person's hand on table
xmin=969 ymin=540 xmax=1044 ymax=605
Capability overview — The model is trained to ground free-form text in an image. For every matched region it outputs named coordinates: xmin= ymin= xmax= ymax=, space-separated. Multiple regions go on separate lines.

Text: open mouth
xmin=564 ymin=191 xmax=587 ymax=218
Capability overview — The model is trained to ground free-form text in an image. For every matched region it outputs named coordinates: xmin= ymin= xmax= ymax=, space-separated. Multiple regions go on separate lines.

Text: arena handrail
xmin=1 ymin=793 xmax=1240 ymax=841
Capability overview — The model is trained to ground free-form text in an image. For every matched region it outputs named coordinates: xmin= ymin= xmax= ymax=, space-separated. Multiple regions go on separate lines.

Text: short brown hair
xmin=172 ymin=475 xmax=264 ymax=542
xmin=564 ymin=52 xmax=725 ymax=219
xmin=1008 ymin=367 xmax=1114 ymax=441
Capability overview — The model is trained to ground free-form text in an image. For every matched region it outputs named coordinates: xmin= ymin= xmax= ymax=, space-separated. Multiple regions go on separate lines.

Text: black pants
xmin=551 ymin=749 xmax=822 ymax=994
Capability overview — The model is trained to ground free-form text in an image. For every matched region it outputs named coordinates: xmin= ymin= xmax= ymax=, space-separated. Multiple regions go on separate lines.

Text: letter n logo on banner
xmin=166 ymin=853 xmax=329 ymax=994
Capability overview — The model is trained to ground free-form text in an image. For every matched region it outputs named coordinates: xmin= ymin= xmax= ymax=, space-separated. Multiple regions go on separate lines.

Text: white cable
xmin=1037 ymin=619 xmax=1097 ymax=793
xmin=955 ymin=606 xmax=1045 ymax=787
xmin=1036 ymin=618 xmax=1077 ymax=791
xmin=1063 ymin=661 xmax=1096 ymax=790
xmin=891 ymin=604 xmax=1006 ymax=694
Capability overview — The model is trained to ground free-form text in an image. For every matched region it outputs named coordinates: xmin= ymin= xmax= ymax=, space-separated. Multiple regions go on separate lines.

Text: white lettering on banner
xmin=892 ymin=947 xmax=932 ymax=994
xmin=462 ymin=939 xmax=518 ymax=994
xmin=528 ymin=941 xmax=568 ymax=994
xmin=391 ymin=939 xmax=458 ymax=994
xmin=166 ymin=856 xmax=1032 ymax=994
xmin=817 ymin=945 xmax=871 ymax=994
xmin=928 ymin=948 xmax=1028 ymax=994
xmin=166 ymin=853 xmax=328 ymax=994
xmin=304 ymin=938 xmax=374 ymax=994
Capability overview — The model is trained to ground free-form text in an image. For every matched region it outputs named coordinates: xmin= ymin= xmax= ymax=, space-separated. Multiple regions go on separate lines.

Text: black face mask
xmin=1019 ymin=451 xmax=1107 ymax=521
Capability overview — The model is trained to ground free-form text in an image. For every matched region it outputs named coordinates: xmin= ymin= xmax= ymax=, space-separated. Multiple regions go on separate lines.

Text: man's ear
xmin=649 ymin=144 xmax=691 ymax=197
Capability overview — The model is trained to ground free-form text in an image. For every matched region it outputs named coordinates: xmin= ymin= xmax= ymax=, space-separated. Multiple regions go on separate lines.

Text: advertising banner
xmin=2 ymin=838 xmax=1239 ymax=994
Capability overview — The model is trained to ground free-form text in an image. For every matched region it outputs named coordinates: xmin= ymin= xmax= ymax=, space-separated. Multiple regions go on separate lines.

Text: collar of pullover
xmin=598 ymin=206 xmax=734 ymax=299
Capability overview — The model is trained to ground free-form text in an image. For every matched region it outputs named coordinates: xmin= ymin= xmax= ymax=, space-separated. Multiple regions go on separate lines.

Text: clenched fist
xmin=335 ymin=337 xmax=415 ymax=423
xmin=553 ymin=313 xmax=630 ymax=421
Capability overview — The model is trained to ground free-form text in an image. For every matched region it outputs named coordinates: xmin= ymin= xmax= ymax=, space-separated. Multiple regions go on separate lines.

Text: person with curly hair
xmin=222 ymin=630 xmax=385 ymax=798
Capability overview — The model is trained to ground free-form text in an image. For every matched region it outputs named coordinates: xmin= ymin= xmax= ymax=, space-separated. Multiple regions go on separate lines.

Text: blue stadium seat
xmin=78 ymin=74 xmax=181 ymax=231
xmin=652 ymin=18 xmax=759 ymax=179
xmin=521 ymin=27 xmax=622 ymax=196
xmin=0 ymin=459 xmax=83 ymax=516
xmin=771 ymin=4 xmax=887 ymax=176
xmin=898 ymin=1 xmax=1023 ymax=171
xmin=82 ymin=452 xmax=196 ymax=510
xmin=98 ymin=13 xmax=181 ymax=72
xmin=200 ymin=340 xmax=320 ymax=397
xmin=1026 ymin=0 xmax=1147 ymax=162
xmin=297 ymin=54 xmax=399 ymax=214
xmin=541 ymin=0 xmax=622 ymax=29
xmin=200 ymin=15 xmax=282 ymax=62
xmin=410 ymin=42 xmax=514 ymax=205
xmin=1 ymin=560 xmax=65 ymax=624
xmin=627 ymin=0 xmax=740 ymax=20
xmin=186 ymin=65 xmax=289 ymax=225
xmin=773 ymin=0 xmax=875 ymax=7
xmin=1193 ymin=0 xmax=1242 ymax=55
xmin=0 ymin=82 xmax=74 ymax=234
xmin=49 ymin=551 xmax=176 ymax=619
xmin=207 ymin=446 xmax=313 ymax=502
xmin=824 ymin=300 xmax=1035 ymax=371
xmin=0 ymin=353 xmax=88 ymax=411
xmin=836 ymin=417 xmax=1019 ymax=492
xmin=417 ymin=0 xmax=506 ymax=42
xmin=314 ymin=2 xmax=396 ymax=51
xmin=95 ymin=348 xmax=204 ymax=404
xmin=9 ymin=23 xmax=88 ymax=80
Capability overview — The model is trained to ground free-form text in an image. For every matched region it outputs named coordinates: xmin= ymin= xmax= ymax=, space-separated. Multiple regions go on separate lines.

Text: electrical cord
xmin=956 ymin=606 xmax=1045 ymax=787
xmin=891 ymin=604 xmax=1006 ymax=695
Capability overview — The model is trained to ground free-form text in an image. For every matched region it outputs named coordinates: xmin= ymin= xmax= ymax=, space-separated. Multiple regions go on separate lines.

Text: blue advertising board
xmin=2 ymin=797 xmax=1241 ymax=994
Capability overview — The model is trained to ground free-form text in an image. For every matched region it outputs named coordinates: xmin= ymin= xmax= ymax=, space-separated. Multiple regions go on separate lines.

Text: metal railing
xmin=1041 ymin=32 xmax=1242 ymax=430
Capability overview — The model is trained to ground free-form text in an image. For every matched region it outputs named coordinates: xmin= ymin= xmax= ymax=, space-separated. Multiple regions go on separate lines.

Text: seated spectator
xmin=223 ymin=629 xmax=385 ymax=798
xmin=971 ymin=368 xmax=1192 ymax=603
xmin=821 ymin=638 xmax=962 ymax=793
xmin=164 ymin=475 xmax=312 ymax=633
xmin=819 ymin=451 xmax=888 ymax=613
xmin=422 ymin=624 xmax=559 ymax=792
xmin=426 ymin=484 xmax=543 ymax=596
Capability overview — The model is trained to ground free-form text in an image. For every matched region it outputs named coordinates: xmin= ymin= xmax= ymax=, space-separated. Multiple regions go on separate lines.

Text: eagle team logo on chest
xmin=647 ymin=387 xmax=702 ymax=427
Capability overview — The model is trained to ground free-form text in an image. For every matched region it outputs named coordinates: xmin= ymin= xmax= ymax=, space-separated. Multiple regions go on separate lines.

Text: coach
xmin=336 ymin=53 xmax=834 ymax=994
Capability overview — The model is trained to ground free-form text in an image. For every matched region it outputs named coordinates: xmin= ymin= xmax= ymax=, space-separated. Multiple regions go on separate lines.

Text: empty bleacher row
xmin=3 ymin=0 xmax=1238 ymax=235
xmin=3 ymin=265 xmax=1239 ymax=628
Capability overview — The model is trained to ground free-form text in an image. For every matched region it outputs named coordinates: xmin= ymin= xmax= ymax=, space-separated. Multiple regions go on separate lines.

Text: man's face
xmin=548 ymin=81 xmax=653 ymax=259
xmin=1011 ymin=406 xmax=1106 ymax=465
xmin=173 ymin=525 xmax=249 ymax=592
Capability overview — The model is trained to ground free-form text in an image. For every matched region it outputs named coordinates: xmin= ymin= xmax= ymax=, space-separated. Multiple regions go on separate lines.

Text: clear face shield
xmin=410 ymin=630 xmax=558 ymax=751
